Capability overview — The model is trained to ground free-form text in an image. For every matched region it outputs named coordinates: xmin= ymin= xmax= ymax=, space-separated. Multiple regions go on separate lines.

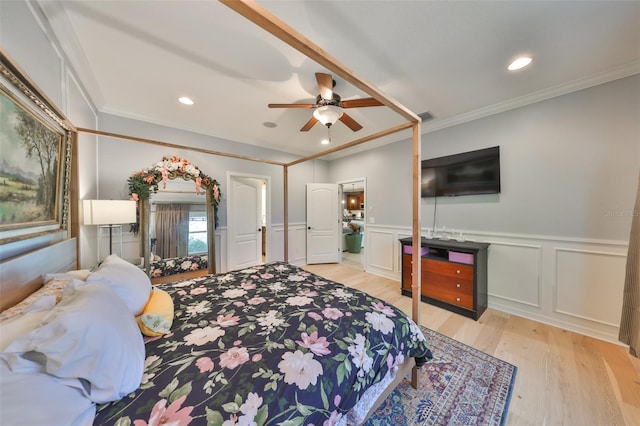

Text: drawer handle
xmin=456 ymin=283 xmax=461 ymax=288
xmin=456 ymin=269 xmax=461 ymax=274
xmin=456 ymin=297 xmax=461 ymax=302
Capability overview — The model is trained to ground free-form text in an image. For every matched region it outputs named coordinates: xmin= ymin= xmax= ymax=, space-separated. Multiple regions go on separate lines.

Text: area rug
xmin=365 ymin=326 xmax=517 ymax=426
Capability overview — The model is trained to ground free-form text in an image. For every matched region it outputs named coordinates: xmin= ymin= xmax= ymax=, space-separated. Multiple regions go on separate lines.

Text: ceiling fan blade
xmin=341 ymin=98 xmax=384 ymax=108
xmin=268 ymin=103 xmax=315 ymax=109
xmin=300 ymin=116 xmax=318 ymax=132
xmin=339 ymin=113 xmax=363 ymax=132
xmin=316 ymin=72 xmax=333 ymax=100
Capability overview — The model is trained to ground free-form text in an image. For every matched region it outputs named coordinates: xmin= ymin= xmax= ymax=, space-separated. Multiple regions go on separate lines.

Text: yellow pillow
xmin=136 ymin=288 xmax=174 ymax=337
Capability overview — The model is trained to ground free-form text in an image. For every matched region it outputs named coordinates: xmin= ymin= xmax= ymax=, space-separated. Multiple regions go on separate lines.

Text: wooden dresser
xmin=400 ymin=237 xmax=490 ymax=320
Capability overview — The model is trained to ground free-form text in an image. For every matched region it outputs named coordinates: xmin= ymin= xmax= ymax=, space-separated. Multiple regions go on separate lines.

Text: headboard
xmin=0 ymin=238 xmax=77 ymax=312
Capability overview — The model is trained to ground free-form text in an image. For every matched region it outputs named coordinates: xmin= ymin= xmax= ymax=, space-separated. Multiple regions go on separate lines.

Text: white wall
xmin=1 ymin=0 xmax=99 ymax=266
xmin=328 ymin=75 xmax=640 ymax=343
xmin=331 ymin=75 xmax=639 ymax=240
xmin=95 ymin=113 xmax=330 ymax=265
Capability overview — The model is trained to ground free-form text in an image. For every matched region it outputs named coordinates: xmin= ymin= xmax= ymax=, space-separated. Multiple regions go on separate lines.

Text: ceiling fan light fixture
xmin=313 ymin=105 xmax=343 ymax=127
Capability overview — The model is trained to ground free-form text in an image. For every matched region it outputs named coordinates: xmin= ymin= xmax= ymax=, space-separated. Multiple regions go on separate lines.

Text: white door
xmin=306 ymin=183 xmax=340 ymax=264
xmin=229 ymin=177 xmax=263 ymax=270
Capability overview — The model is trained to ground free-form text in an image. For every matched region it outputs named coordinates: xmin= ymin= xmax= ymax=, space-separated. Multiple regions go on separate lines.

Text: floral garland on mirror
xmin=127 ymin=155 xmax=221 ymax=234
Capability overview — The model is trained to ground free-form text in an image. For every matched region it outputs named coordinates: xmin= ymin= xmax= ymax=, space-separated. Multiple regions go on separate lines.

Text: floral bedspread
xmin=150 ymin=254 xmax=208 ymax=278
xmin=94 ymin=262 xmax=432 ymax=425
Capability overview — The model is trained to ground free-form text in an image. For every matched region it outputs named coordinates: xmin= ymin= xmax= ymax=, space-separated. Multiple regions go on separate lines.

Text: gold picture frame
xmin=0 ymin=51 xmax=74 ymax=244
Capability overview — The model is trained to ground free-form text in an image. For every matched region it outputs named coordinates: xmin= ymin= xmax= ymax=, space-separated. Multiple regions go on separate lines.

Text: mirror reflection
xmin=147 ymin=179 xmax=210 ymax=282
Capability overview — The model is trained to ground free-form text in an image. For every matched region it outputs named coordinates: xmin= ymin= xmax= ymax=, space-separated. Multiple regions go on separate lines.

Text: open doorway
xmin=339 ymin=178 xmax=366 ymax=270
xmin=227 ymin=173 xmax=269 ymax=271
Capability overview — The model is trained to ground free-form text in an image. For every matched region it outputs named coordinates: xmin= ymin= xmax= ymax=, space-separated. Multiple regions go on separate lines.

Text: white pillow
xmin=1 ymin=282 xmax=145 ymax=403
xmin=86 ymin=253 xmax=152 ymax=315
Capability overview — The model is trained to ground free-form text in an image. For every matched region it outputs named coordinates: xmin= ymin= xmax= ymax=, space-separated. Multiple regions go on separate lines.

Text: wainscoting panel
xmin=359 ymin=225 xmax=629 ymax=344
xmin=555 ymin=248 xmax=626 ymax=326
xmin=486 ymin=242 xmax=542 ymax=307
xmin=368 ymin=229 xmax=396 ymax=272
xmin=289 ymin=226 xmax=307 ymax=265
xmin=271 ymin=223 xmax=306 ymax=266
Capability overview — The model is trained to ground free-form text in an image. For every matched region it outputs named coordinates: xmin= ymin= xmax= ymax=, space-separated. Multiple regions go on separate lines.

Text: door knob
xmin=308 ymin=226 xmax=311 ymax=230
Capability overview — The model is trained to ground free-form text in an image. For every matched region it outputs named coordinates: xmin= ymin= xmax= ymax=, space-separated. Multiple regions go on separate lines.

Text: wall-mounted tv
xmin=421 ymin=146 xmax=500 ymax=197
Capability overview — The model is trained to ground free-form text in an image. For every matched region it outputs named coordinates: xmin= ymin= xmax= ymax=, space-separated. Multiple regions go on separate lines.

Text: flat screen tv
xmin=421 ymin=146 xmax=500 ymax=197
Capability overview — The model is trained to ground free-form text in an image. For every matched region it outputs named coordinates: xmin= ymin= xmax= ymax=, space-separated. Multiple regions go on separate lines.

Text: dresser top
xmin=399 ymin=236 xmax=490 ymax=251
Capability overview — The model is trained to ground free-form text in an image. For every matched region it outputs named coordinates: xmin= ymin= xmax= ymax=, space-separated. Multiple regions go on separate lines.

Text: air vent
xmin=418 ymin=111 xmax=434 ymax=122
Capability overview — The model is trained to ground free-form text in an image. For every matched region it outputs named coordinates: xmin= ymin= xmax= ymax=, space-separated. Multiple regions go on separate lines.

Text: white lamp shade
xmin=313 ymin=105 xmax=343 ymax=126
xmin=83 ymin=200 xmax=136 ymax=225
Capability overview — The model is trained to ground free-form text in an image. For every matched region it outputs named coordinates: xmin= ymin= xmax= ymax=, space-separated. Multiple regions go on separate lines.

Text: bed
xmin=0 ymin=244 xmax=432 ymax=426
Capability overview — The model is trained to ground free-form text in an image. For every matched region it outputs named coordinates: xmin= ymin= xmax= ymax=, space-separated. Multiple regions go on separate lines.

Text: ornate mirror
xmin=128 ymin=156 xmax=221 ymax=278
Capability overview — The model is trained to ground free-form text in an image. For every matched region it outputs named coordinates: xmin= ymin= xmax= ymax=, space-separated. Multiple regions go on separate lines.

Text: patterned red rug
xmin=366 ymin=326 xmax=517 ymax=426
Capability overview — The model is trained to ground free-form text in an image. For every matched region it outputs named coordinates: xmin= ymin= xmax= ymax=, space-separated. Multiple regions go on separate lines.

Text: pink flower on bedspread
xmin=372 ymin=301 xmax=396 ymax=317
xmin=296 ymin=330 xmax=331 ymax=356
xmin=220 ymin=346 xmax=250 ymax=369
xmin=215 ymin=313 xmax=240 ymax=327
xmin=322 ymin=307 xmax=344 ymax=320
xmin=240 ymin=281 xmax=256 ymax=290
xmin=190 ymin=286 xmax=207 ymax=295
xmin=196 ymin=357 xmax=214 ymax=373
xmin=247 ymin=296 xmax=266 ymax=305
xmin=307 ymin=312 xmax=323 ymax=321
xmin=133 ymin=395 xmax=193 ymax=426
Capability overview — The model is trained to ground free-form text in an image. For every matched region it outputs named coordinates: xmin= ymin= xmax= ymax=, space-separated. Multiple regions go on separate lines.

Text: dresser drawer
xmin=424 ymin=277 xmax=474 ymax=310
xmin=402 ymin=255 xmax=413 ymax=291
xmin=423 ymin=258 xmax=473 ymax=280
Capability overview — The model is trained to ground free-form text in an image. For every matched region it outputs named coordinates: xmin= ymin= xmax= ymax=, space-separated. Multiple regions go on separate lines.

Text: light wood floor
xmin=303 ymin=262 xmax=640 ymax=426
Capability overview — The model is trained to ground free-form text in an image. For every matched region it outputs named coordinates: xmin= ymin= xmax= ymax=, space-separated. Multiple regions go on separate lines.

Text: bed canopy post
xmin=283 ymin=165 xmax=289 ymax=262
xmin=411 ymin=122 xmax=422 ymax=388
xmin=206 ymin=191 xmax=217 ymax=274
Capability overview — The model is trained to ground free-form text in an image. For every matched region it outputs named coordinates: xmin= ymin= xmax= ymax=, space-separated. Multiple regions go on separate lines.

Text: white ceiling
xmin=39 ymin=1 xmax=640 ymax=159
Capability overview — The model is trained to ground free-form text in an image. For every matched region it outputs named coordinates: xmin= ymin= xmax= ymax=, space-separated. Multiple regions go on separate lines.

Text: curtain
xmin=619 ymin=171 xmax=640 ymax=357
xmin=154 ymin=203 xmax=190 ymax=259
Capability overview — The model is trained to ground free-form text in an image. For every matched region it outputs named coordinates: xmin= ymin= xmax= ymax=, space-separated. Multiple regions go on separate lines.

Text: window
xmin=188 ymin=211 xmax=207 ymax=254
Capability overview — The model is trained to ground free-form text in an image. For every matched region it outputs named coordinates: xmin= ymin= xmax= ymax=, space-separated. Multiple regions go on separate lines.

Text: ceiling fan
xmin=268 ymin=72 xmax=383 ymax=132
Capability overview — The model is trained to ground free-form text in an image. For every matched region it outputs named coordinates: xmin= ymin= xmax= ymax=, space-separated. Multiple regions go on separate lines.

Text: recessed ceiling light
xmin=178 ymin=96 xmax=194 ymax=105
xmin=508 ymin=56 xmax=532 ymax=71
xmin=321 ymin=138 xmax=330 ymax=145
xmin=263 ymin=122 xmax=277 ymax=128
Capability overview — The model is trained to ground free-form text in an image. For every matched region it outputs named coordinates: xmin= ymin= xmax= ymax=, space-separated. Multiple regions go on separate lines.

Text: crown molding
xmin=422 ymin=61 xmax=640 ymax=134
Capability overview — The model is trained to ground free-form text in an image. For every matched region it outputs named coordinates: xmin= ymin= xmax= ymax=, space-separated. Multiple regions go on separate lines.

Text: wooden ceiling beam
xmin=286 ymin=122 xmax=412 ymax=167
xmin=219 ymin=0 xmax=421 ymax=124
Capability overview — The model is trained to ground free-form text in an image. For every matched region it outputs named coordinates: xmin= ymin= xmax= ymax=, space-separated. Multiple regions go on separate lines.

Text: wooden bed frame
xmin=0 ymin=238 xmax=76 ymax=312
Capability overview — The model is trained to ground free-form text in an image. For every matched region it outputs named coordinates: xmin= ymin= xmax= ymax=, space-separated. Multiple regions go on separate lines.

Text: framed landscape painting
xmin=0 ymin=52 xmax=74 ymax=244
